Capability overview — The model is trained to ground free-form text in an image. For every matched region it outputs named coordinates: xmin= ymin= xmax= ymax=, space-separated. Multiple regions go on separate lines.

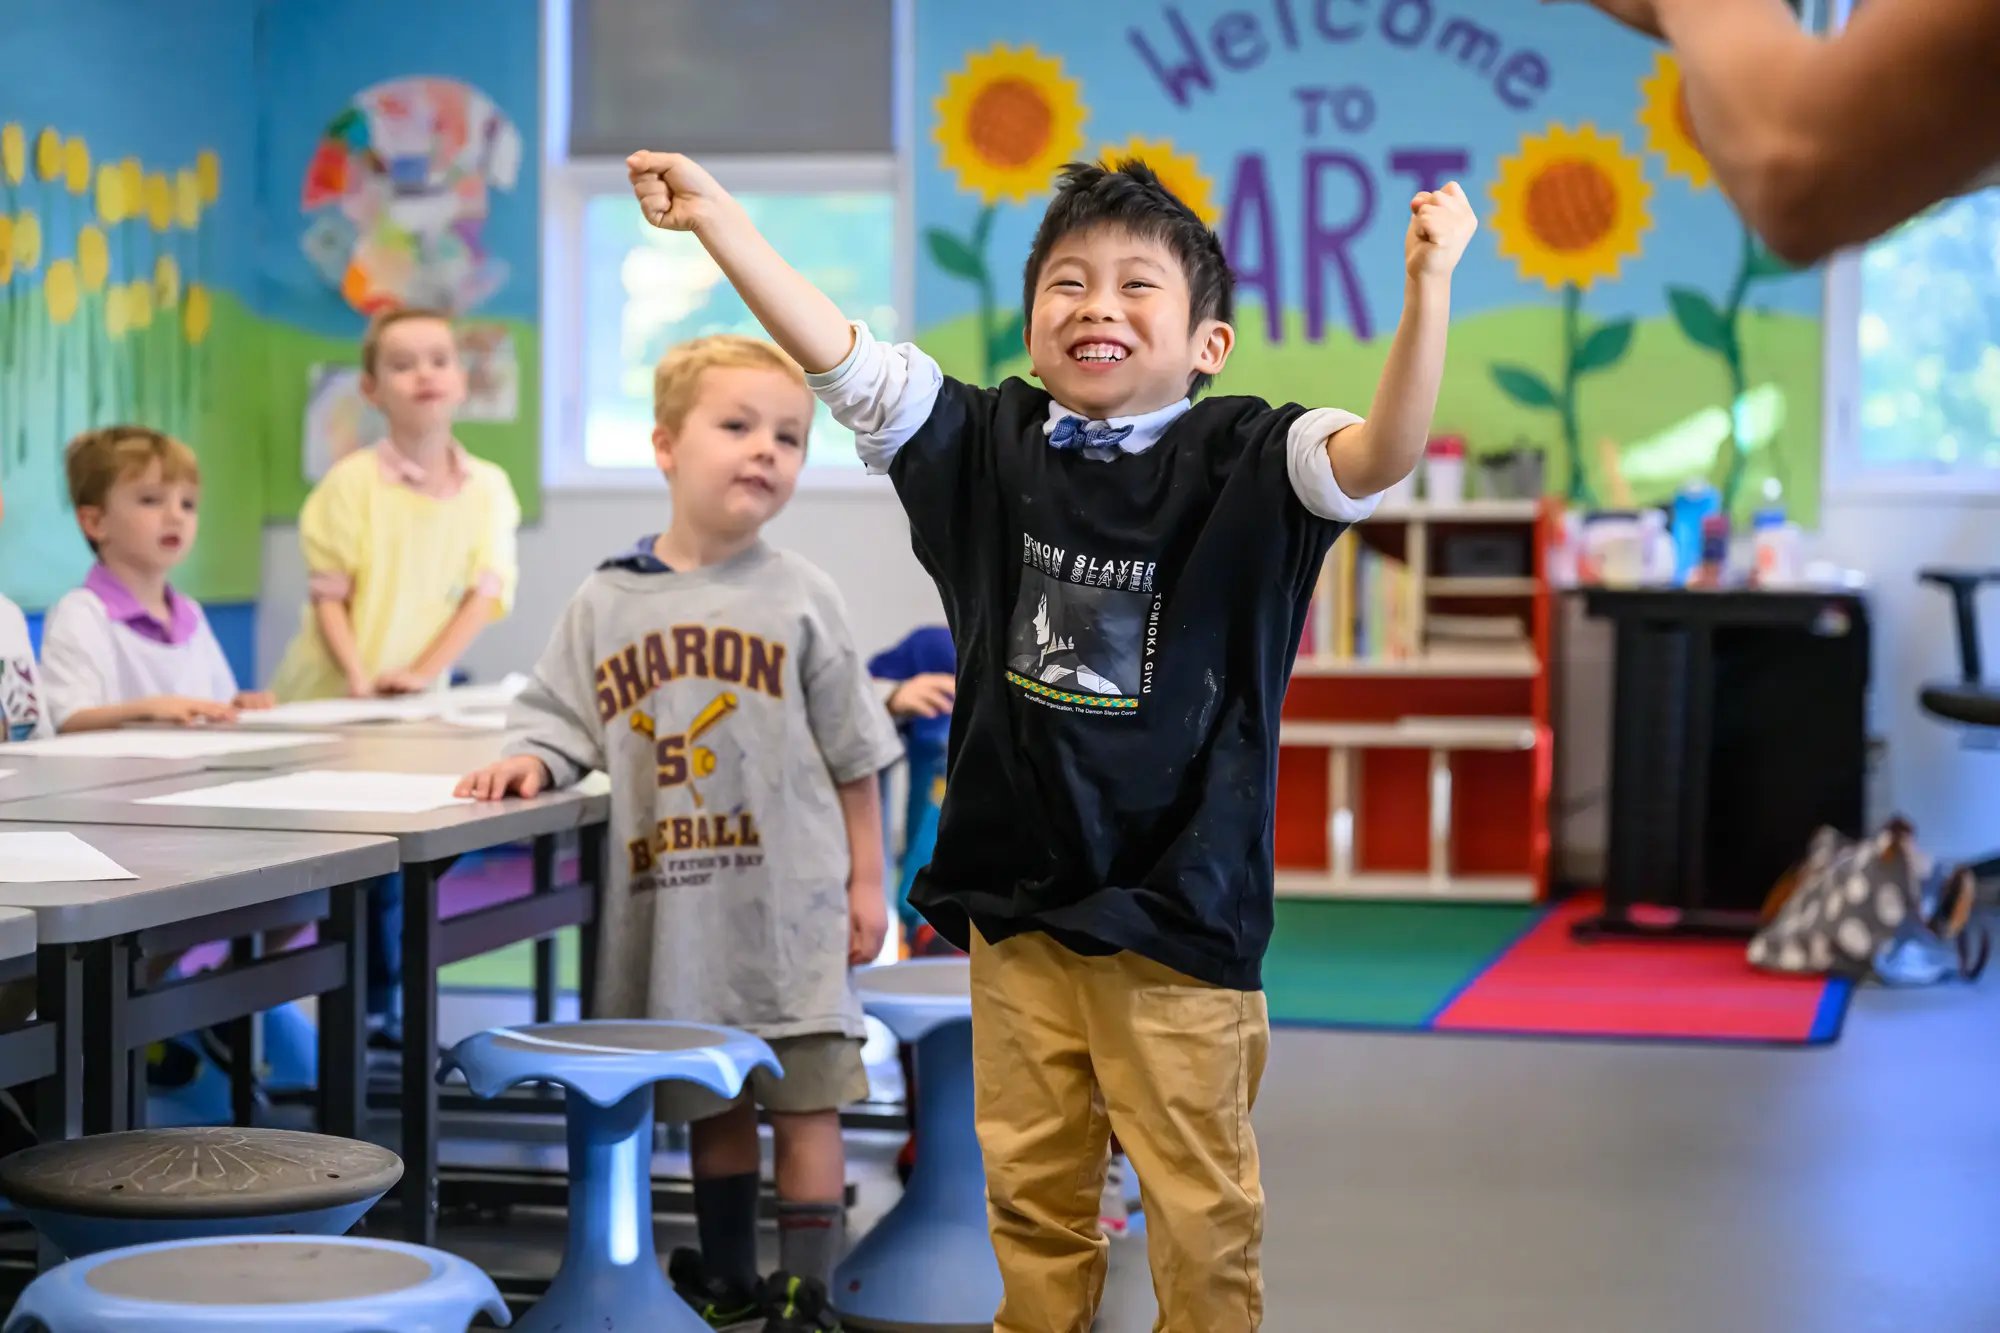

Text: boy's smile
xmin=1026 ymin=225 xmax=1232 ymax=421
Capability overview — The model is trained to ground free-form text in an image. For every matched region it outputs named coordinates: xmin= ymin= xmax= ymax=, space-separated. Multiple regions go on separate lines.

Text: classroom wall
xmin=0 ymin=0 xmax=262 ymax=611
xmin=257 ymin=489 xmax=942 ymax=686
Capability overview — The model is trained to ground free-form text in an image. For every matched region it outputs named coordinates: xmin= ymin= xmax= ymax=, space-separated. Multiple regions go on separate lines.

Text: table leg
xmin=225 ymin=936 xmax=257 ymax=1128
xmin=34 ymin=944 xmax=82 ymax=1144
xmin=399 ymin=861 xmax=442 ymax=1245
xmin=532 ymin=836 xmax=558 ymax=1025
xmin=81 ymin=939 xmax=134 ymax=1135
xmin=576 ymin=824 xmax=606 ymax=1020
xmin=319 ymin=879 xmax=368 ymax=1143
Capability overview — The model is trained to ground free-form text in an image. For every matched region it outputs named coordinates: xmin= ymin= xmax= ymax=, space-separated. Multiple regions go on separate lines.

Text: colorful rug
xmin=1268 ymin=895 xmax=1850 ymax=1046
xmin=438 ymin=856 xmax=1851 ymax=1046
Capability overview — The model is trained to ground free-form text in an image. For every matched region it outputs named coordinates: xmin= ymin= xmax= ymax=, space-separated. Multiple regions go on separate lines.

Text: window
xmin=1827 ymin=189 xmax=2000 ymax=492
xmin=543 ymin=0 xmax=910 ymax=490
xmin=574 ymin=185 xmax=898 ymax=475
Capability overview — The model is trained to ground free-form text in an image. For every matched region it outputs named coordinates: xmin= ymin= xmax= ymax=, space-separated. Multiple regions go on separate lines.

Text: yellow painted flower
xmin=143 ymin=173 xmax=173 ymax=232
xmin=1098 ymin=136 xmax=1220 ymax=226
xmin=11 ymin=210 xmax=41 ymax=273
xmin=34 ymin=128 xmax=61 ymax=182
xmin=119 ymin=158 xmax=143 ymax=208
xmin=77 ymin=225 xmax=108 ymax=292
xmin=195 ymin=149 xmax=220 ymax=205
xmin=126 ymin=278 xmax=154 ymax=330
xmin=1638 ymin=53 xmax=1711 ymax=190
xmin=44 ymin=258 xmax=79 ymax=326
xmin=0 ymin=217 xmax=12 ymax=283
xmin=1 ymin=124 xmax=24 ymax=185
xmin=154 ymin=253 xmax=181 ymax=307
xmin=105 ymin=284 xmax=130 ymax=339
xmin=1489 ymin=123 xmax=1653 ymax=291
xmin=96 ymin=163 xmax=127 ymax=224
xmin=183 ymin=283 xmax=212 ymax=344
xmin=174 ymin=169 xmax=201 ymax=229
xmin=934 ymin=43 xmax=1086 ymax=205
xmin=62 ymin=137 xmax=90 ymax=195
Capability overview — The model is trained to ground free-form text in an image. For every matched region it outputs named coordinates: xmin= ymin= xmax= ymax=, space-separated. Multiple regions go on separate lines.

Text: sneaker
xmin=1099 ymin=1154 xmax=1132 ymax=1240
xmin=668 ymin=1248 xmax=763 ymax=1331
xmin=760 ymin=1271 xmax=842 ymax=1332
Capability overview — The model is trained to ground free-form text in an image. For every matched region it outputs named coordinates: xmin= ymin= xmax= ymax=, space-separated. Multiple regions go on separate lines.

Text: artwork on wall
xmin=914 ymin=6 xmax=1823 ymax=520
xmin=300 ymin=75 xmax=523 ymax=316
xmin=0 ymin=124 xmax=222 ymax=477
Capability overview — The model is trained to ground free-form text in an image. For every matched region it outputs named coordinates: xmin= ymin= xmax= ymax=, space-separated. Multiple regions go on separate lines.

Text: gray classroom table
xmin=5 ymin=732 xmax=344 ymax=772
xmin=0 ymin=756 xmax=202 ymax=805
xmin=0 ymin=759 xmax=609 ymax=1246
xmin=0 ymin=822 xmax=394 ymax=1147
xmin=0 ymin=907 xmax=49 ymax=1098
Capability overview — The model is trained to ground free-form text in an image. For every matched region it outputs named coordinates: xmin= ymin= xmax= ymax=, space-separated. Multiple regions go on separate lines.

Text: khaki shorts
xmin=656 ymin=1033 xmax=868 ymax=1123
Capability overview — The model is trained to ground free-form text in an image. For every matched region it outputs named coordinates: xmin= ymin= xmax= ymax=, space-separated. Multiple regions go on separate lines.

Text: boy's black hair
xmin=1022 ymin=158 xmax=1235 ymax=397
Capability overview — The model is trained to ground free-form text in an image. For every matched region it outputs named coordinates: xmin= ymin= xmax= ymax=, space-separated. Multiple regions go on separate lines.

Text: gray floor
xmin=433 ymin=970 xmax=2000 ymax=1332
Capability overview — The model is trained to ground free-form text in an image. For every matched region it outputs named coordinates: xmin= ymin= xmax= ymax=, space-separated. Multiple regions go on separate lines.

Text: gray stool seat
xmin=0 ymin=1128 xmax=402 ymax=1219
xmin=2 ymin=1235 xmax=509 ymax=1332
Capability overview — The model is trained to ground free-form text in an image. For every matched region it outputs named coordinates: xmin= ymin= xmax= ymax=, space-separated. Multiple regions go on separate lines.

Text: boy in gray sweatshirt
xmin=459 ymin=334 xmax=903 ymax=1332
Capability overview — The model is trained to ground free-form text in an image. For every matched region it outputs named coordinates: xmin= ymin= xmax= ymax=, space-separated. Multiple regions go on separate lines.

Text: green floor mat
xmin=1263 ymin=898 xmax=1542 ymax=1028
xmin=439 ymin=928 xmax=582 ymax=993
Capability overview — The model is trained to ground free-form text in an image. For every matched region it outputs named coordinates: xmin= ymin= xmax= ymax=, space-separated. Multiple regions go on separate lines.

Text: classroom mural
xmin=914 ymin=3 xmax=1824 ymax=522
xmin=255 ymin=0 xmax=541 ymax=519
xmin=0 ymin=0 xmax=263 ymax=610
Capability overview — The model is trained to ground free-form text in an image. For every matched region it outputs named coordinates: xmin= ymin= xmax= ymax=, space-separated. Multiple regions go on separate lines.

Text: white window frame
xmin=539 ymin=0 xmax=916 ymax=493
xmin=1814 ymin=0 xmax=2000 ymax=499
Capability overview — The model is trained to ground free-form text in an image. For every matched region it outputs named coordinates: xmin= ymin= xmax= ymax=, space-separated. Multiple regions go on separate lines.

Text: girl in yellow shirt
xmin=273 ymin=309 xmax=520 ymax=701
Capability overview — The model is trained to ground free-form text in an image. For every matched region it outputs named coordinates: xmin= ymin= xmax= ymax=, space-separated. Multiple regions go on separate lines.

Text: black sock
xmin=777 ymin=1200 xmax=846 ymax=1289
xmin=693 ymin=1171 xmax=762 ymax=1294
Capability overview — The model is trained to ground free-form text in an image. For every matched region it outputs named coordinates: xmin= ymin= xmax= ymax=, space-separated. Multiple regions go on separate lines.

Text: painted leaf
xmin=989 ymin=310 xmax=1026 ymax=367
xmin=925 ymin=228 xmax=985 ymax=281
xmin=1572 ymin=319 xmax=1635 ymax=375
xmin=1668 ymin=287 xmax=1732 ymax=354
xmin=1491 ymin=364 xmax=1560 ymax=410
xmin=1745 ymin=245 xmax=1795 ymax=279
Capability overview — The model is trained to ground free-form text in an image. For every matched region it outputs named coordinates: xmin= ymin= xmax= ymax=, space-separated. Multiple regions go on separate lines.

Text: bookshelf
xmin=1278 ymin=500 xmax=1554 ymax=902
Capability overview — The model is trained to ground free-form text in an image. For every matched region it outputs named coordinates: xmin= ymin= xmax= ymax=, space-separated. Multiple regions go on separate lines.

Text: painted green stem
xmin=1559 ymin=284 xmax=1590 ymax=503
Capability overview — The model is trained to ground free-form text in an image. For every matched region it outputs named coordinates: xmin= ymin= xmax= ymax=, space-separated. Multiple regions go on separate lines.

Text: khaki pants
xmin=969 ymin=928 xmax=1269 ymax=1333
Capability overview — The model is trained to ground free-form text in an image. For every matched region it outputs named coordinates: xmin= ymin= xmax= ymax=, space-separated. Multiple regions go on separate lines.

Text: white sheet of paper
xmin=1 ymin=731 xmax=333 ymax=760
xmin=0 ymin=769 xmax=15 ymax=781
xmin=0 ymin=831 xmax=138 ymax=883
xmin=233 ymin=697 xmax=437 ymax=728
xmin=437 ymin=674 xmax=528 ymax=711
xmin=438 ymin=709 xmax=509 ymax=732
xmin=137 ymin=770 xmax=473 ymax=815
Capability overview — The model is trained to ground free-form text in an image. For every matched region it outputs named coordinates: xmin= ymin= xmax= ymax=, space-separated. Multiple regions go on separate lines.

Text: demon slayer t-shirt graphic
xmin=1006 ymin=532 xmax=1158 ymax=714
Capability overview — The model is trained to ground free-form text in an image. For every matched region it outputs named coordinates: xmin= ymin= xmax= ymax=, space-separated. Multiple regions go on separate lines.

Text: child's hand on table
xmin=456 ymin=756 xmax=552 ymax=802
xmin=373 ymin=668 xmax=433 ymax=695
xmin=233 ymin=691 xmax=275 ymax=711
xmin=142 ymin=695 xmax=238 ymax=726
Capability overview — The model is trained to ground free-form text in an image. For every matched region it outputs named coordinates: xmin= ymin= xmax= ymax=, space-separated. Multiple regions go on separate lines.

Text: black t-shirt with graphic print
xmin=888 ymin=375 xmax=1348 ymax=991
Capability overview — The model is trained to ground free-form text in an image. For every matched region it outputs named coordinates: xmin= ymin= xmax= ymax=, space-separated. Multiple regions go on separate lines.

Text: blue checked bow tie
xmin=1047 ymin=416 xmax=1135 ymax=451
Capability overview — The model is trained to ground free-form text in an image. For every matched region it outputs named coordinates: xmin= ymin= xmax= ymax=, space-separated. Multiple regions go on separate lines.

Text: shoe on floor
xmin=760 ymin=1270 xmax=842 ymax=1332
xmin=669 ymin=1247 xmax=764 ymax=1331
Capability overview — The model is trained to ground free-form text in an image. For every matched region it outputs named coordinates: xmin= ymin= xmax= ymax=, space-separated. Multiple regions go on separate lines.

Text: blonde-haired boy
xmin=460 ymin=333 xmax=901 ymax=1331
xmin=41 ymin=426 xmax=271 ymax=732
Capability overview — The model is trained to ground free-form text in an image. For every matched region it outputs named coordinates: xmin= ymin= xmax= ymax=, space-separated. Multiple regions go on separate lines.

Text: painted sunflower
xmin=77 ymin=225 xmax=108 ymax=292
xmin=934 ymin=44 xmax=1086 ymax=204
xmin=1638 ymin=53 xmax=1711 ymax=189
xmin=183 ymin=283 xmax=213 ymax=345
xmin=1098 ymin=135 xmax=1220 ymax=226
xmin=1489 ymin=123 xmax=1652 ymax=291
xmin=44 ymin=258 xmax=78 ymax=326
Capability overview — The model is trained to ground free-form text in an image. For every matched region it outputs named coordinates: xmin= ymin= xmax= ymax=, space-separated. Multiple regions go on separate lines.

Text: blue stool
xmin=0 ymin=1127 xmax=402 ymax=1260
xmin=834 ymin=959 xmax=999 ymax=1331
xmin=439 ymin=1020 xmax=777 ymax=1333
xmin=2 ymin=1233 xmax=507 ymax=1331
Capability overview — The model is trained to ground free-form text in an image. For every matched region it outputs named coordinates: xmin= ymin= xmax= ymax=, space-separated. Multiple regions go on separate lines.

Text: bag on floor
xmin=1749 ymin=819 xmax=1989 ymax=986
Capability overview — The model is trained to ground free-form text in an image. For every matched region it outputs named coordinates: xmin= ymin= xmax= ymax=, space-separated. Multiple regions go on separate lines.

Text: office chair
xmin=1917 ymin=568 xmax=2000 ymax=885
